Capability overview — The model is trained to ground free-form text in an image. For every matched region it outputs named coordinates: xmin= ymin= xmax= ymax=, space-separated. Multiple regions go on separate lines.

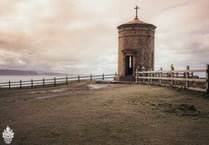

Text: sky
xmin=0 ymin=0 xmax=209 ymax=74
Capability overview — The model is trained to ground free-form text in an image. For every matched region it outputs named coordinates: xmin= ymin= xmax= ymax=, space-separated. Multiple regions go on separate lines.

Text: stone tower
xmin=117 ymin=6 xmax=156 ymax=81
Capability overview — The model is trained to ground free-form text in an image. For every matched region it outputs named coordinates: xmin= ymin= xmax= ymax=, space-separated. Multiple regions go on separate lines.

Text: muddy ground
xmin=0 ymin=81 xmax=209 ymax=145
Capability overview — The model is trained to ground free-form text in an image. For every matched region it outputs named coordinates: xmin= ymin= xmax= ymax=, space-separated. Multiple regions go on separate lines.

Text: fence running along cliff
xmin=0 ymin=73 xmax=117 ymax=89
xmin=136 ymin=64 xmax=209 ymax=93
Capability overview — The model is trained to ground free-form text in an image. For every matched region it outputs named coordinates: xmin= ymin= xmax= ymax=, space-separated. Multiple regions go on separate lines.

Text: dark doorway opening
xmin=125 ymin=56 xmax=133 ymax=76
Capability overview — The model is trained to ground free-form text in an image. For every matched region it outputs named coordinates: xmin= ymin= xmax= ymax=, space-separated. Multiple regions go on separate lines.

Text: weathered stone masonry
xmin=117 ymin=8 xmax=156 ymax=81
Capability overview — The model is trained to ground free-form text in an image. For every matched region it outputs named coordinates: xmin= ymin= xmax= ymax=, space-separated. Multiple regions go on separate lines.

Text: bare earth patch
xmin=0 ymin=82 xmax=209 ymax=145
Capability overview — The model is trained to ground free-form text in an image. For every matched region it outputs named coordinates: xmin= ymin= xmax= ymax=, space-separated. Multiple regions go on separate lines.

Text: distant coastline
xmin=0 ymin=69 xmax=69 ymax=76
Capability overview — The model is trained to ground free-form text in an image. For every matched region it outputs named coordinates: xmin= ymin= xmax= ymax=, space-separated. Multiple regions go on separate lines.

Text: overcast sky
xmin=0 ymin=0 xmax=208 ymax=74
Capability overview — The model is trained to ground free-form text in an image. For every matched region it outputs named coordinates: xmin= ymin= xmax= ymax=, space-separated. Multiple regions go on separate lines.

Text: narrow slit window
xmin=129 ymin=56 xmax=133 ymax=68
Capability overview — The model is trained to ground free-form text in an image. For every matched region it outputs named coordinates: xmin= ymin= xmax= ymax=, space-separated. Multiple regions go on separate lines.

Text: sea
xmin=0 ymin=75 xmax=79 ymax=88
xmin=0 ymin=75 xmax=71 ymax=83
xmin=0 ymin=74 xmax=114 ymax=84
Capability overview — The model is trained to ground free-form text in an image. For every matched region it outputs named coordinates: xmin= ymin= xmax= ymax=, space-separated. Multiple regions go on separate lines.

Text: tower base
xmin=119 ymin=75 xmax=135 ymax=81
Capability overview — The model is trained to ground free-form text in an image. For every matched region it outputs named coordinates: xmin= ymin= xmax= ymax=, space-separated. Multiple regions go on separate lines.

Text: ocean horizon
xmin=0 ymin=73 xmax=114 ymax=84
xmin=0 ymin=75 xmax=74 ymax=83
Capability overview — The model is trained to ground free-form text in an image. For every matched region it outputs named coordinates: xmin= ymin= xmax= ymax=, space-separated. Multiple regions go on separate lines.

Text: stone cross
xmin=134 ymin=5 xmax=139 ymax=19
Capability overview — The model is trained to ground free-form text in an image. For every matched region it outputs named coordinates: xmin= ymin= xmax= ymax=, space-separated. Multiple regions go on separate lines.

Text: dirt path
xmin=0 ymin=82 xmax=209 ymax=145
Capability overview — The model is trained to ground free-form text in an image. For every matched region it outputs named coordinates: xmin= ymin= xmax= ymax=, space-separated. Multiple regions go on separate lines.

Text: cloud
xmin=154 ymin=0 xmax=209 ymax=69
xmin=0 ymin=0 xmax=208 ymax=74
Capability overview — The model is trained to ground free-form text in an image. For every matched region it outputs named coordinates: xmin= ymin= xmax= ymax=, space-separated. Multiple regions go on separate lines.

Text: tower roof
xmin=117 ymin=17 xmax=156 ymax=29
xmin=125 ymin=17 xmax=149 ymax=25
xmin=117 ymin=5 xmax=156 ymax=29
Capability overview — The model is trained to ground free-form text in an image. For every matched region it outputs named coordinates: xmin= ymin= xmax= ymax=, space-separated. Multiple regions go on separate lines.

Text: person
xmin=170 ymin=64 xmax=174 ymax=71
xmin=141 ymin=66 xmax=145 ymax=71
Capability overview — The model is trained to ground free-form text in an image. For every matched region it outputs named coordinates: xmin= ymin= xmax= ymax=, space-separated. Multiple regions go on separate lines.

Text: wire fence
xmin=0 ymin=73 xmax=117 ymax=89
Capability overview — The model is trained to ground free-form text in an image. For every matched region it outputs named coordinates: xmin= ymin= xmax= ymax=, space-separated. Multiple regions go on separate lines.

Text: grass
xmin=0 ymin=81 xmax=209 ymax=145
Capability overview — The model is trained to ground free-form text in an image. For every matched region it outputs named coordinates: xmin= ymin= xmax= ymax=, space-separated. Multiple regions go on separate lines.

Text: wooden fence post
xmin=159 ymin=68 xmax=162 ymax=85
xmin=78 ymin=75 xmax=80 ymax=82
xmin=54 ymin=77 xmax=56 ymax=87
xmin=150 ymin=69 xmax=153 ymax=84
xmin=186 ymin=65 xmax=190 ymax=89
xmin=171 ymin=71 xmax=174 ymax=87
xmin=135 ymin=69 xmax=138 ymax=83
xmin=31 ymin=79 xmax=33 ymax=88
xmin=206 ymin=64 xmax=209 ymax=93
xmin=66 ymin=76 xmax=68 ymax=84
xmin=143 ymin=71 xmax=145 ymax=83
xmin=102 ymin=74 xmax=104 ymax=80
xmin=43 ymin=78 xmax=45 ymax=87
xmin=114 ymin=72 xmax=117 ymax=81
xmin=90 ymin=74 xmax=92 ymax=81
xmin=9 ymin=81 xmax=11 ymax=89
xmin=20 ymin=80 xmax=22 ymax=89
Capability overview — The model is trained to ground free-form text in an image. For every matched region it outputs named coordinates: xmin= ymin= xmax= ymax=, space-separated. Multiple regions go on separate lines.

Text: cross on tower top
xmin=134 ymin=5 xmax=140 ymax=20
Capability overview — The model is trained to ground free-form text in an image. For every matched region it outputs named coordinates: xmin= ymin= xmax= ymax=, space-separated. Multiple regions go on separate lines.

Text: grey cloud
xmin=0 ymin=0 xmax=208 ymax=74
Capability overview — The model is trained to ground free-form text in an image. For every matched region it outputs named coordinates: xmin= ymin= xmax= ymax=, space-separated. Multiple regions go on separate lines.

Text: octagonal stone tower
xmin=117 ymin=6 xmax=156 ymax=81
